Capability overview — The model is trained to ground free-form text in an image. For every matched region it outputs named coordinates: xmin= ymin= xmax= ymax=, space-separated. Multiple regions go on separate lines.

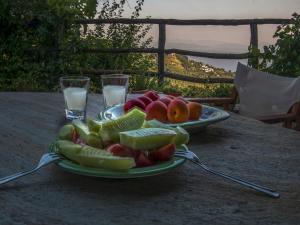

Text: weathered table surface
xmin=0 ymin=92 xmax=299 ymax=225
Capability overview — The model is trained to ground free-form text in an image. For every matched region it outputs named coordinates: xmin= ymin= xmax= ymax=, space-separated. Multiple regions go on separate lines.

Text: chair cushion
xmin=234 ymin=63 xmax=300 ymax=119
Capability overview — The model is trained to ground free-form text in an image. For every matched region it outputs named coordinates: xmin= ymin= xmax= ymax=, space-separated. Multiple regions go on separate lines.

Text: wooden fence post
xmin=250 ymin=23 xmax=259 ymax=68
xmin=158 ymin=23 xmax=166 ymax=83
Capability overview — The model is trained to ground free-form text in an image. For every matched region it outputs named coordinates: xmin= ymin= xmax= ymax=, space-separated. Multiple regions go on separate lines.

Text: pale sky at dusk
xmin=117 ymin=0 xmax=300 ymax=49
xmin=97 ymin=0 xmax=300 ymax=70
xmin=123 ymin=0 xmax=300 ymax=19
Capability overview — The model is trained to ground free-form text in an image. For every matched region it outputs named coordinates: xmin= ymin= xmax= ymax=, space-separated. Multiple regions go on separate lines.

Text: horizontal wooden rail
xmin=75 ymin=18 xmax=291 ymax=26
xmin=81 ymin=48 xmax=159 ymax=54
xmin=26 ymin=47 xmax=248 ymax=59
xmin=67 ymin=69 xmax=157 ymax=77
xmin=67 ymin=69 xmax=233 ymax=84
xmin=25 ymin=47 xmax=158 ymax=54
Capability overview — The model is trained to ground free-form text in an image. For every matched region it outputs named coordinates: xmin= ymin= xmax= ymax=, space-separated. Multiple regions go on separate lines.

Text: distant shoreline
xmin=188 ymin=56 xmax=247 ymax=72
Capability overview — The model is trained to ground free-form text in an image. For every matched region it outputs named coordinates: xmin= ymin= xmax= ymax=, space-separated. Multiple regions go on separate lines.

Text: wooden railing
xmin=72 ymin=18 xmax=290 ymax=83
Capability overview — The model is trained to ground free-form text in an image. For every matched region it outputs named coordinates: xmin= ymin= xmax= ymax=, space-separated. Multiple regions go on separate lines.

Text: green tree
xmin=0 ymin=0 xmax=155 ymax=91
xmin=249 ymin=13 xmax=300 ymax=77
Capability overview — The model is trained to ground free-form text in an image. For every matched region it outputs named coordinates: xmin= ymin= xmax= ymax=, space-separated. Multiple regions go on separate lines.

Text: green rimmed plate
xmin=100 ymin=104 xmax=230 ymax=133
xmin=49 ymin=143 xmax=186 ymax=179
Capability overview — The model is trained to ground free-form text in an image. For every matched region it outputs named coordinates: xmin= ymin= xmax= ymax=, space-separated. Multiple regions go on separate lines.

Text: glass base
xmin=65 ymin=109 xmax=85 ymax=121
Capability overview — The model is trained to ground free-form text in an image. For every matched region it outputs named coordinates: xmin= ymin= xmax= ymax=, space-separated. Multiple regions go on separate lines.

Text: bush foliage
xmin=0 ymin=0 xmax=155 ymax=91
xmin=249 ymin=13 xmax=300 ymax=77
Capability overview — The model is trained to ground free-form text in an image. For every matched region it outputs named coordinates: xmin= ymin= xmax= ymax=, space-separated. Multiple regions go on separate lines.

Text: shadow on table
xmin=0 ymin=164 xmax=283 ymax=201
xmin=0 ymin=166 xmax=186 ymax=198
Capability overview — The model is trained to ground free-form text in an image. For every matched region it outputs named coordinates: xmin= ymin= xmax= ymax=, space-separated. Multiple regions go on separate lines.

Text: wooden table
xmin=0 ymin=92 xmax=299 ymax=225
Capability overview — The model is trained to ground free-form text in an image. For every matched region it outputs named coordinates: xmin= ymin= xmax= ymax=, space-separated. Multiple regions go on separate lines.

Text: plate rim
xmin=49 ymin=143 xmax=187 ymax=179
xmin=100 ymin=104 xmax=230 ymax=127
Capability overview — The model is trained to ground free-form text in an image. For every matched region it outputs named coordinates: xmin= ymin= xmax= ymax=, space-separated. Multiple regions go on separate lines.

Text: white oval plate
xmin=100 ymin=104 xmax=230 ymax=133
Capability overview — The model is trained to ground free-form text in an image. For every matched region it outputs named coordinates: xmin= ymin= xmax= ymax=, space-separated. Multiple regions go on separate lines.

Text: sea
xmin=188 ymin=56 xmax=248 ymax=72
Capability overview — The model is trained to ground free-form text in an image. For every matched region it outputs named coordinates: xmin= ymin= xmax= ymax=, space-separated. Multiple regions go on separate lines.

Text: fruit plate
xmin=100 ymin=104 xmax=230 ymax=133
xmin=49 ymin=143 xmax=186 ymax=179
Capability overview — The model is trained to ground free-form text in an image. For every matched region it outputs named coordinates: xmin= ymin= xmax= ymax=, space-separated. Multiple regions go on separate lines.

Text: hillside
xmin=165 ymin=53 xmax=234 ymax=78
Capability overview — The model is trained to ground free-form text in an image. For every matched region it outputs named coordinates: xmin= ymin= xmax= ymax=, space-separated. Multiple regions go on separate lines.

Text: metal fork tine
xmin=0 ymin=152 xmax=61 ymax=185
xmin=176 ymin=148 xmax=280 ymax=198
xmin=175 ymin=151 xmax=185 ymax=154
xmin=175 ymin=150 xmax=187 ymax=153
xmin=53 ymin=157 xmax=61 ymax=161
xmin=49 ymin=153 xmax=61 ymax=159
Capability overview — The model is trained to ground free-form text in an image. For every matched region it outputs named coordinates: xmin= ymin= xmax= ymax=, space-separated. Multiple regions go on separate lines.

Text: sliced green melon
xmin=56 ymin=140 xmax=82 ymax=158
xmin=58 ymin=124 xmax=75 ymax=141
xmin=76 ymin=146 xmax=135 ymax=170
xmin=119 ymin=128 xmax=177 ymax=150
xmin=72 ymin=119 xmax=103 ymax=148
xmin=86 ymin=132 xmax=103 ymax=148
xmin=74 ymin=145 xmax=113 ymax=166
xmin=143 ymin=120 xmax=189 ymax=146
xmin=72 ymin=119 xmax=89 ymax=140
xmin=87 ymin=118 xmax=103 ymax=133
xmin=56 ymin=141 xmax=135 ymax=170
xmin=142 ymin=119 xmax=168 ymax=129
xmin=173 ymin=126 xmax=189 ymax=146
xmin=100 ymin=108 xmax=146 ymax=143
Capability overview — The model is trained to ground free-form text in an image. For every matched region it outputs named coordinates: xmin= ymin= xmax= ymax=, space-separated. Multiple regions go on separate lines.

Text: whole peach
xmin=159 ymin=97 xmax=171 ymax=107
xmin=187 ymin=102 xmax=202 ymax=120
xmin=124 ymin=99 xmax=145 ymax=112
xmin=167 ymin=99 xmax=189 ymax=123
xmin=166 ymin=95 xmax=176 ymax=100
xmin=138 ymin=95 xmax=153 ymax=106
xmin=144 ymin=90 xmax=159 ymax=101
xmin=145 ymin=101 xmax=168 ymax=122
xmin=176 ymin=96 xmax=189 ymax=103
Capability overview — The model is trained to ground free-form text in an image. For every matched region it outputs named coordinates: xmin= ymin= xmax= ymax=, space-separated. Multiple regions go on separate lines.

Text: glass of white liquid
xmin=101 ymin=74 xmax=129 ymax=109
xmin=60 ymin=76 xmax=90 ymax=120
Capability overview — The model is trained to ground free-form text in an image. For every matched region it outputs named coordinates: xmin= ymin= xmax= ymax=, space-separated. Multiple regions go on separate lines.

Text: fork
xmin=175 ymin=148 xmax=280 ymax=198
xmin=0 ymin=153 xmax=61 ymax=185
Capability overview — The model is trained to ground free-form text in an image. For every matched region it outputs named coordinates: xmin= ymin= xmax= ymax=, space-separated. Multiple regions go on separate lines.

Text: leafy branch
xmin=249 ymin=13 xmax=300 ymax=77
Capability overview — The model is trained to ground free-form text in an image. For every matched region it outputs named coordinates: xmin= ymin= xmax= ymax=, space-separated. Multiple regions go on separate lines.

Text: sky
xmin=97 ymin=0 xmax=300 ymax=70
xmin=122 ymin=0 xmax=300 ymax=19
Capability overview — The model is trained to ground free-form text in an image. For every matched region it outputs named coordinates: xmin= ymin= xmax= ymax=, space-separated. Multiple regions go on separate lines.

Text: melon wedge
xmin=100 ymin=108 xmax=146 ymax=143
xmin=56 ymin=140 xmax=82 ymax=158
xmin=56 ymin=140 xmax=135 ymax=171
xmin=58 ymin=124 xmax=76 ymax=141
xmin=119 ymin=128 xmax=177 ymax=150
xmin=77 ymin=146 xmax=135 ymax=170
xmin=143 ymin=120 xmax=189 ymax=146
xmin=87 ymin=118 xmax=103 ymax=133
xmin=72 ymin=119 xmax=103 ymax=148
xmin=172 ymin=126 xmax=189 ymax=146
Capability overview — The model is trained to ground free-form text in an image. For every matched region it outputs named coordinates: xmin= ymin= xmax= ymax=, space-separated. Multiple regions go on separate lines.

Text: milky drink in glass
xmin=103 ymin=85 xmax=126 ymax=107
xmin=60 ymin=76 xmax=90 ymax=120
xmin=101 ymin=74 xmax=129 ymax=109
xmin=64 ymin=87 xmax=87 ymax=109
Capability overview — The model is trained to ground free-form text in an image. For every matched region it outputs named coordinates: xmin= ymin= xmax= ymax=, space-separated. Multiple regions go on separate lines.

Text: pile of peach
xmin=124 ymin=90 xmax=202 ymax=123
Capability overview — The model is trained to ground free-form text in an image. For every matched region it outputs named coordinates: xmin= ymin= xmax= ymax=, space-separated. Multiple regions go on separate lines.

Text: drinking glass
xmin=101 ymin=74 xmax=129 ymax=109
xmin=60 ymin=76 xmax=90 ymax=120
